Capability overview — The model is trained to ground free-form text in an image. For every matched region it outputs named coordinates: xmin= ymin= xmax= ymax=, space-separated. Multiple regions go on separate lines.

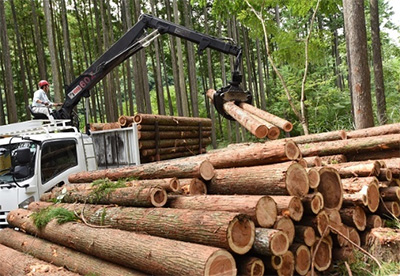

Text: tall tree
xmin=43 ymin=0 xmax=63 ymax=103
xmin=61 ymin=0 xmax=74 ymax=85
xmin=343 ymin=0 xmax=374 ymax=129
xmin=370 ymin=0 xmax=387 ymax=125
xmin=0 ymin=0 xmax=18 ymax=123
xmin=30 ymin=0 xmax=47 ymax=80
xmin=10 ymin=0 xmax=30 ymax=119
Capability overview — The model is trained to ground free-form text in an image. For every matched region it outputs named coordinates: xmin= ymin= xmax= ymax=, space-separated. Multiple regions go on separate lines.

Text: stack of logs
xmin=91 ymin=114 xmax=214 ymax=163
xmin=1 ymin=123 xmax=400 ymax=276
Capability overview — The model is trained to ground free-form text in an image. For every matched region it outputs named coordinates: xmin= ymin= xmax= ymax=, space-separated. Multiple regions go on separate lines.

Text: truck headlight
xmin=18 ymin=196 xmax=34 ymax=209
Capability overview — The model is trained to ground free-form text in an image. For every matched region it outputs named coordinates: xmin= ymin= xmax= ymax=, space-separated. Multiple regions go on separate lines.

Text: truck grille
xmin=0 ymin=211 xmax=9 ymax=228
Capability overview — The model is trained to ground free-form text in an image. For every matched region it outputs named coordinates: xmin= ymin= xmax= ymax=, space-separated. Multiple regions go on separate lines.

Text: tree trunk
xmin=311 ymin=238 xmax=332 ymax=272
xmin=30 ymin=0 xmax=47 ymax=79
xmin=134 ymin=113 xmax=211 ymax=126
xmin=208 ymin=163 xmax=309 ymax=197
xmin=179 ymin=178 xmax=207 ymax=195
xmin=137 ymin=124 xmax=212 ymax=131
xmin=378 ymin=201 xmax=400 ymax=217
xmin=341 ymin=176 xmax=380 ymax=212
xmin=320 ymin=154 xmax=347 ymax=165
xmin=327 ymin=160 xmax=381 ymax=178
xmin=60 ymin=0 xmax=74 ymax=85
xmin=289 ymin=129 xmax=346 ymax=144
xmin=369 ymin=0 xmax=387 ymax=124
xmin=253 ymin=228 xmax=289 ymax=256
xmin=0 ymin=0 xmax=18 ymax=123
xmin=379 ymin=186 xmax=400 ymax=201
xmin=43 ymin=0 xmax=62 ymax=102
xmin=28 ymin=202 xmax=255 ymax=255
xmin=0 ymin=243 xmax=79 ymax=276
xmin=138 ymin=130 xmax=212 ymax=140
xmin=366 ymin=214 xmax=382 ymax=229
xmin=141 ymin=145 xmax=207 ymax=157
xmin=42 ymin=185 xmax=167 ymax=207
xmin=378 ymin=168 xmax=393 ymax=182
xmin=300 ymin=211 xmax=330 ymax=237
xmin=68 ymin=159 xmax=214 ymax=183
xmin=269 ymin=196 xmax=304 ymax=221
xmin=294 ymin=226 xmax=316 ymax=247
xmin=347 ymin=123 xmax=400 ymax=139
xmin=299 ymin=134 xmax=400 ymax=157
xmin=168 ymin=194 xmax=278 ymax=228
xmin=378 ymin=158 xmax=400 ymax=177
xmin=367 ymin=228 xmax=400 ymax=263
xmin=342 ymin=0 xmax=374 ymax=129
xmin=7 ymin=209 xmax=237 ymax=276
xmin=275 ymin=251 xmax=295 ymax=276
xmin=339 ymin=206 xmax=367 ymax=231
xmin=139 ymin=137 xmax=211 ymax=149
xmin=0 ymin=228 xmax=143 ymax=276
xmin=306 ymin=168 xmax=321 ymax=189
xmin=316 ymin=167 xmax=343 ymax=210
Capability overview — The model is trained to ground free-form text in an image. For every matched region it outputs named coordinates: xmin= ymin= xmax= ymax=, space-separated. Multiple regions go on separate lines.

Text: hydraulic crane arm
xmin=53 ymin=14 xmax=251 ymax=121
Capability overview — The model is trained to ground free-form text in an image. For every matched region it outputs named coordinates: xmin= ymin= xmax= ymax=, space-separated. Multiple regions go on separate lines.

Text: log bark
xmin=68 ymin=159 xmax=215 ymax=183
xmin=327 ymin=161 xmax=381 ymax=178
xmin=28 ymin=202 xmax=254 ymax=255
xmin=346 ymin=122 xmax=400 ymax=139
xmin=0 ymin=228 xmax=143 ymax=276
xmin=208 ymin=163 xmax=309 ymax=197
xmin=341 ymin=176 xmax=380 ymax=212
xmin=252 ymin=228 xmax=289 ymax=256
xmin=378 ymin=168 xmax=393 ymax=181
xmin=235 ymin=256 xmax=264 ymax=276
xmin=301 ymin=192 xmax=324 ymax=215
xmin=346 ymin=149 xmax=400 ymax=162
xmin=311 ymin=238 xmax=332 ymax=272
xmin=274 ymin=216 xmax=295 ymax=245
xmin=7 ymin=209 xmax=237 ymax=276
xmin=167 ymin=195 xmax=277 ymax=228
xmin=290 ymin=243 xmax=311 ymax=276
xmin=247 ymin=113 xmax=281 ymax=140
xmin=141 ymin=145 xmax=206 ymax=157
xmin=303 ymin=156 xmax=322 ymax=167
xmin=0 ymin=243 xmax=78 ymax=276
xmin=134 ymin=113 xmax=212 ymax=127
xmin=379 ymin=186 xmax=400 ymax=201
xmin=299 ymin=134 xmax=400 ymax=157
xmin=143 ymin=150 xmax=206 ymax=162
xmin=290 ymin=129 xmax=346 ymax=144
xmin=179 ymin=178 xmax=207 ymax=195
xmin=378 ymin=158 xmax=400 ymax=177
xmin=138 ymin=130 xmax=212 ymax=140
xmin=239 ymin=102 xmax=293 ymax=132
xmin=269 ymin=196 xmax=304 ymax=221
xmin=294 ymin=225 xmax=316 ymax=247
xmin=339 ymin=206 xmax=367 ymax=231
xmin=139 ymin=137 xmax=211 ymax=149
xmin=320 ymin=154 xmax=347 ymax=165
xmin=223 ymin=101 xmax=269 ymax=138
xmin=316 ymin=167 xmax=343 ymax=210
xmin=367 ymin=228 xmax=400 ymax=262
xmin=42 ymin=184 xmax=167 ymax=207
xmin=137 ymin=124 xmax=212 ymax=131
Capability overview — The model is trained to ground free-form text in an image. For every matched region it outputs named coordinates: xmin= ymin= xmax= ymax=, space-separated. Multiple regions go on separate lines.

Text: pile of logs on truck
xmin=90 ymin=114 xmax=213 ymax=163
xmin=1 ymin=123 xmax=400 ymax=276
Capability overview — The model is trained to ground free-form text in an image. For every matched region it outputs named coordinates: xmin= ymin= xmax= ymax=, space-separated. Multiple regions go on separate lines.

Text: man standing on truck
xmin=31 ymin=80 xmax=62 ymax=120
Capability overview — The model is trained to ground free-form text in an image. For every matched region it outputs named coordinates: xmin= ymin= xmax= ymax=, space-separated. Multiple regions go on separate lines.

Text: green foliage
xmin=31 ymin=207 xmax=77 ymax=228
xmin=334 ymin=249 xmax=400 ymax=276
xmin=89 ymin=178 xmax=127 ymax=203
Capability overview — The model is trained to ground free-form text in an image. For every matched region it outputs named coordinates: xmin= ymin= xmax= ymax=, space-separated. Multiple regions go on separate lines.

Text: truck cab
xmin=0 ymin=120 xmax=97 ymax=228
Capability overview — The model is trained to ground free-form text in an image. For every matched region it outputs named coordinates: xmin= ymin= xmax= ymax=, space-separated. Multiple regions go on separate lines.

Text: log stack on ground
xmin=2 ymin=123 xmax=400 ymax=275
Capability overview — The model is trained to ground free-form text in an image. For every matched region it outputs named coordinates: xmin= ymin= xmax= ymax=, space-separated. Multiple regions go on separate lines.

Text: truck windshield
xmin=0 ymin=142 xmax=36 ymax=184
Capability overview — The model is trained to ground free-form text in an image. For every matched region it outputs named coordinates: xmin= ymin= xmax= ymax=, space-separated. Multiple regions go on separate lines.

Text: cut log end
xmin=312 ymin=239 xmax=332 ymax=272
xmin=228 ymin=216 xmax=255 ymax=255
xmin=285 ymin=163 xmax=309 ymax=197
xmin=367 ymin=181 xmax=380 ymax=213
xmin=277 ymin=251 xmax=295 ymax=276
xmin=289 ymin=196 xmax=304 ymax=222
xmin=271 ymin=255 xmax=283 ymax=270
xmin=256 ymin=196 xmax=277 ymax=228
xmin=169 ymin=177 xmax=181 ymax=192
xmin=285 ymin=140 xmax=301 ymax=161
xmin=151 ymin=188 xmax=167 ymax=207
xmin=205 ymin=250 xmax=237 ymax=276
xmin=316 ymin=211 xmax=330 ymax=237
xmin=317 ymin=167 xmax=343 ymax=210
xmin=283 ymin=122 xmax=293 ymax=133
xmin=267 ymin=126 xmax=280 ymax=140
xmin=271 ymin=231 xmax=290 ymax=256
xmin=255 ymin=125 xmax=269 ymax=139
xmin=311 ymin=193 xmax=324 ymax=215
xmin=304 ymin=227 xmax=316 ymax=247
xmin=293 ymin=245 xmax=311 ymax=276
xmin=307 ymin=168 xmax=321 ymax=189
xmin=249 ymin=259 xmax=264 ymax=276
xmin=199 ymin=160 xmax=215 ymax=181
xmin=274 ymin=216 xmax=295 ymax=245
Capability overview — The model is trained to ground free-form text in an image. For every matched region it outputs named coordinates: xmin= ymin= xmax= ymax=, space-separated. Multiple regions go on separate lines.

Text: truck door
xmin=38 ymin=139 xmax=78 ymax=195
